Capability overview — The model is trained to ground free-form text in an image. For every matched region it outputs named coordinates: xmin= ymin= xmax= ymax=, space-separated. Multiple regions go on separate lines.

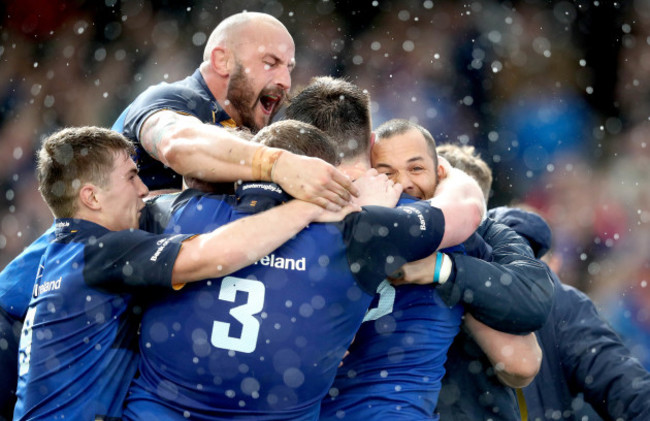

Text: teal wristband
xmin=433 ymin=251 xmax=443 ymax=284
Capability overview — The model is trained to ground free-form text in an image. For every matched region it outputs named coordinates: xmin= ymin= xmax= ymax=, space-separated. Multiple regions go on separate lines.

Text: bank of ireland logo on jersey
xmin=253 ymin=253 xmax=306 ymax=271
xmin=400 ymin=205 xmax=427 ymax=231
xmin=150 ymin=237 xmax=172 ymax=262
xmin=33 ymin=276 xmax=63 ymax=298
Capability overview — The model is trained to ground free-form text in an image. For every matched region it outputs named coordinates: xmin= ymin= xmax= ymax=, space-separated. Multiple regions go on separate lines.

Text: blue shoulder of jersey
xmin=0 ymin=223 xmax=55 ymax=320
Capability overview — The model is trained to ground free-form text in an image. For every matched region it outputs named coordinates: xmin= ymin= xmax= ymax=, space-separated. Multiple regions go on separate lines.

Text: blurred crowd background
xmin=1 ymin=0 xmax=649 ymax=367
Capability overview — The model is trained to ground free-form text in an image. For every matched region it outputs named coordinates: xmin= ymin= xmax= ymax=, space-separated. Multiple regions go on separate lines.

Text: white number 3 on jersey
xmin=210 ymin=276 xmax=265 ymax=353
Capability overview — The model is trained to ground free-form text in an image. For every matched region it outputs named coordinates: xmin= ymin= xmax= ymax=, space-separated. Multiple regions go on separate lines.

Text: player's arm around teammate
xmin=118 ymin=12 xmax=357 ymax=209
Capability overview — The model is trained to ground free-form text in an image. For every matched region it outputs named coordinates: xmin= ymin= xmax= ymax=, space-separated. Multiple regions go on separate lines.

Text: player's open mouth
xmin=260 ymin=94 xmax=281 ymax=114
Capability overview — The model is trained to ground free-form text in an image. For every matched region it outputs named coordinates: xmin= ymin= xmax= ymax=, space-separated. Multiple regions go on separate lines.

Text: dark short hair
xmin=37 ymin=126 xmax=135 ymax=218
xmin=375 ymin=119 xmax=439 ymax=168
xmin=375 ymin=119 xmax=436 ymax=155
xmin=254 ymin=119 xmax=339 ymax=166
xmin=286 ymin=76 xmax=371 ymax=162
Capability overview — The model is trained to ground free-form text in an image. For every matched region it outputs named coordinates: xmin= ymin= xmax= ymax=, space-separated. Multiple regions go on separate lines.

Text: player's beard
xmin=227 ymin=63 xmax=281 ymax=133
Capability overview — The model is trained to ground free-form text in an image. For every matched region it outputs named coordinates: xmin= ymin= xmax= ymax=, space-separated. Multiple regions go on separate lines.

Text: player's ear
xmin=211 ymin=47 xmax=231 ymax=77
xmin=79 ymin=184 xmax=101 ymax=211
xmin=436 ymin=156 xmax=448 ymax=181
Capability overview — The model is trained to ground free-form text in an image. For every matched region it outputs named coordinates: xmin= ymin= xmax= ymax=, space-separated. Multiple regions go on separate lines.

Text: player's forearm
xmin=429 ymin=167 xmax=485 ymax=249
xmin=141 ymin=110 xmax=259 ymax=182
xmin=465 ymin=314 xmax=542 ymax=388
xmin=171 ymin=200 xmax=322 ymax=284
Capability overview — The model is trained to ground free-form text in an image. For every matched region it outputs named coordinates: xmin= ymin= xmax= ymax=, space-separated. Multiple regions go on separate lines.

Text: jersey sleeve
xmin=343 ymin=201 xmax=445 ymax=295
xmin=121 ymin=83 xmax=214 ymax=144
xmin=438 ymin=218 xmax=554 ymax=333
xmin=0 ymin=224 xmax=56 ymax=320
xmin=82 ymin=230 xmax=193 ymax=292
xmin=459 ymin=231 xmax=493 ymax=260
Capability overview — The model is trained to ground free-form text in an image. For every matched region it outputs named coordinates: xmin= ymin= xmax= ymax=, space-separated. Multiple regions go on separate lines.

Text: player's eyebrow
xmin=406 ymin=156 xmax=426 ymax=163
xmin=264 ymin=52 xmax=295 ymax=71
xmin=373 ymin=162 xmax=394 ymax=170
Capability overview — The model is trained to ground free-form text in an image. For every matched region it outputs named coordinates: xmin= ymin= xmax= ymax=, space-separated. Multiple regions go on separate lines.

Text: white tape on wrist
xmin=437 ymin=253 xmax=452 ymax=285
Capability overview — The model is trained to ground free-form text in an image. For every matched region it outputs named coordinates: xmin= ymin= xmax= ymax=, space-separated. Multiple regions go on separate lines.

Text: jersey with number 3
xmin=123 ymin=184 xmax=446 ymax=421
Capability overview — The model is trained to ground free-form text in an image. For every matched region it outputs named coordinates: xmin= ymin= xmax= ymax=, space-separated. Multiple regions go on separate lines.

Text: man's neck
xmin=69 ymin=209 xmax=108 ymax=230
xmin=337 ymin=158 xmax=370 ymax=181
xmin=199 ymin=62 xmax=232 ymax=117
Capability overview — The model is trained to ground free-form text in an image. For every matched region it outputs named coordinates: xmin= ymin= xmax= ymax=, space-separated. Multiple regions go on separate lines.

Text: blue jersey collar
xmin=54 ymin=218 xmax=110 ymax=238
xmin=235 ymin=182 xmax=292 ymax=213
xmin=191 ymin=68 xmax=233 ymax=125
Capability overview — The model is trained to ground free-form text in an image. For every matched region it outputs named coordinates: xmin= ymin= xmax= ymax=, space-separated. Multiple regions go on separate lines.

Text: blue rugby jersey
xmin=320 ymin=195 xmax=464 ymax=421
xmin=0 ymin=224 xmax=55 ymax=320
xmin=321 ymin=199 xmax=552 ymax=421
xmin=0 ymin=225 xmax=55 ymax=418
xmin=123 ymin=183 xmax=446 ymax=421
xmin=112 ymin=69 xmax=235 ymax=191
xmin=13 ymin=219 xmax=191 ymax=421
xmin=321 ymin=282 xmax=464 ymax=421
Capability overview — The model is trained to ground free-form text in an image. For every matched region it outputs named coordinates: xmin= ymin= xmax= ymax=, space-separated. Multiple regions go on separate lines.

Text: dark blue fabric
xmin=321 ymin=195 xmax=463 ymax=421
xmin=488 ymin=206 xmax=551 ymax=259
xmin=112 ymin=69 xmax=233 ymax=191
xmin=451 ymin=206 xmax=650 ymax=421
xmin=0 ymin=224 xmax=56 ymax=419
xmin=0 ymin=224 xmax=55 ymax=320
xmin=436 ymin=216 xmax=554 ymax=421
xmin=438 ymin=218 xmax=553 ymax=334
xmin=485 ymin=207 xmax=650 ymax=421
xmin=125 ymin=184 xmax=446 ymax=420
xmin=524 ymin=274 xmax=650 ymax=420
xmin=13 ymin=219 xmax=190 ymax=420
xmin=0 ymin=306 xmax=20 ymax=421
xmin=460 ymin=231 xmax=492 ymax=260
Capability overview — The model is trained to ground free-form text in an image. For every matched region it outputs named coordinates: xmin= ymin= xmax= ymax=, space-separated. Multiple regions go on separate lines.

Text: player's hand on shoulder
xmin=351 ymin=168 xmax=403 ymax=208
